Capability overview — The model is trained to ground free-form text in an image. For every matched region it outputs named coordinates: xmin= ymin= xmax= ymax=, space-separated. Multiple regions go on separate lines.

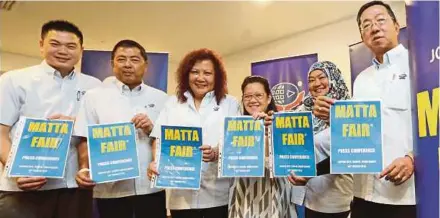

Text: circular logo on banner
xmin=271 ymin=82 xmax=305 ymax=111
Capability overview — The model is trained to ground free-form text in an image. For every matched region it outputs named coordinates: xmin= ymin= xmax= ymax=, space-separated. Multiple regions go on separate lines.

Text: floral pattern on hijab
xmin=302 ymin=61 xmax=351 ymax=133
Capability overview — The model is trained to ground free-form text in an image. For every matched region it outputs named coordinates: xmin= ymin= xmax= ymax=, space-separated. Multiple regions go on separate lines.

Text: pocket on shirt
xmin=147 ymin=108 xmax=161 ymax=121
xmin=383 ymin=77 xmax=410 ymax=111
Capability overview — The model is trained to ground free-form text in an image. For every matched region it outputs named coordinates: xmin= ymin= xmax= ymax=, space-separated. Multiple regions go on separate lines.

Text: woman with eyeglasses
xmin=228 ymin=76 xmax=297 ymax=218
xmin=288 ymin=61 xmax=353 ymax=218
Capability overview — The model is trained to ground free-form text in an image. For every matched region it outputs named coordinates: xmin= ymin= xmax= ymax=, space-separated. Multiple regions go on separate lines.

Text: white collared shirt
xmin=74 ymin=79 xmax=168 ymax=198
xmin=0 ymin=61 xmax=101 ymax=191
xmin=150 ymin=91 xmax=240 ymax=209
xmin=314 ymin=44 xmax=416 ymax=205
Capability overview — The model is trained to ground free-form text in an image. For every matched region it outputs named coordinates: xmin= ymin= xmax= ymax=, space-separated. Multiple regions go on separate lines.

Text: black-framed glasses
xmin=360 ymin=17 xmax=388 ymax=33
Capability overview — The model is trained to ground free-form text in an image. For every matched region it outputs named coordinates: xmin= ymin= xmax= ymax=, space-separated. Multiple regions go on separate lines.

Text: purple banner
xmin=407 ymin=1 xmax=439 ymax=218
xmin=81 ymin=50 xmax=168 ymax=92
xmin=349 ymin=28 xmax=408 ymax=91
xmin=251 ymin=54 xmax=318 ymax=111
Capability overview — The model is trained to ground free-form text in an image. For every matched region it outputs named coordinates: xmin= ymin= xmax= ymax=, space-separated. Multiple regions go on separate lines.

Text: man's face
xmin=112 ymin=47 xmax=147 ymax=87
xmin=40 ymin=30 xmax=83 ymax=73
xmin=359 ymin=5 xmax=400 ymax=56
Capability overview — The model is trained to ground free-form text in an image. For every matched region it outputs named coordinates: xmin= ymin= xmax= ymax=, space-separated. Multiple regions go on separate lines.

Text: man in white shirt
xmin=74 ymin=39 xmax=168 ymax=218
xmin=291 ymin=1 xmax=416 ymax=218
xmin=0 ymin=20 xmax=101 ymax=218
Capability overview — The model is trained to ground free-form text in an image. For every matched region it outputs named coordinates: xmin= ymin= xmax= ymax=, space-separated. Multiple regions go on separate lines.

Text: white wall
xmin=0 ymin=50 xmax=180 ymax=95
xmin=0 ymin=2 xmax=406 ymax=97
xmin=0 ymin=51 xmax=42 ymax=73
xmin=223 ymin=2 xmax=407 ymax=99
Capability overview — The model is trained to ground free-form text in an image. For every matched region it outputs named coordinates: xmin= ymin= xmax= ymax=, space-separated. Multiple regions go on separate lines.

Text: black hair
xmin=111 ymin=39 xmax=148 ymax=62
xmin=41 ymin=20 xmax=83 ymax=45
xmin=356 ymin=1 xmax=398 ymax=29
xmin=241 ymin=76 xmax=278 ymax=115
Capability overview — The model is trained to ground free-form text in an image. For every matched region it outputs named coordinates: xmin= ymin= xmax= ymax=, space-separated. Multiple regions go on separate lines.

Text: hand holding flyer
xmin=154 ymin=125 xmax=203 ymax=190
xmin=272 ymin=112 xmax=316 ymax=177
xmin=219 ymin=116 xmax=265 ymax=177
xmin=330 ymin=100 xmax=383 ymax=174
xmin=87 ymin=122 xmax=140 ymax=183
xmin=7 ymin=117 xmax=74 ymax=178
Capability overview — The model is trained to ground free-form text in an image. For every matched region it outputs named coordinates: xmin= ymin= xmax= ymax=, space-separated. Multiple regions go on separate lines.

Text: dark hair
xmin=176 ymin=48 xmax=228 ymax=105
xmin=41 ymin=20 xmax=83 ymax=45
xmin=241 ymin=76 xmax=277 ymax=115
xmin=356 ymin=1 xmax=398 ymax=28
xmin=111 ymin=39 xmax=148 ymax=62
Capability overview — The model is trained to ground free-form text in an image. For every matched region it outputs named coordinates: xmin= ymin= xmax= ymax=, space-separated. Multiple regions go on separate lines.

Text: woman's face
xmin=308 ymin=69 xmax=330 ymax=97
xmin=242 ymin=82 xmax=271 ymax=115
xmin=189 ymin=59 xmax=215 ymax=100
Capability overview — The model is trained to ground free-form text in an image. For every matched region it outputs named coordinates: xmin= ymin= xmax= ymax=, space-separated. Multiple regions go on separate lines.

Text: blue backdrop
xmin=81 ymin=50 xmax=168 ymax=92
xmin=407 ymin=1 xmax=439 ymax=218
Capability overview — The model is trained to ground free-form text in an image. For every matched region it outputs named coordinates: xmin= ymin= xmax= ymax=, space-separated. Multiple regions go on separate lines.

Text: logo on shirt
xmin=399 ymin=74 xmax=407 ymax=80
xmin=145 ymin=104 xmax=155 ymax=108
xmin=213 ymin=106 xmax=220 ymax=111
xmin=76 ymin=90 xmax=86 ymax=101
xmin=271 ymin=82 xmax=305 ymax=111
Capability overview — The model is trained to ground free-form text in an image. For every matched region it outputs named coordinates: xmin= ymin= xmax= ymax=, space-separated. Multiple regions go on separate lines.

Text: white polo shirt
xmin=74 ymin=79 xmax=168 ymax=199
xmin=150 ymin=91 xmax=240 ymax=210
xmin=0 ymin=61 xmax=101 ymax=191
xmin=314 ymin=44 xmax=416 ymax=205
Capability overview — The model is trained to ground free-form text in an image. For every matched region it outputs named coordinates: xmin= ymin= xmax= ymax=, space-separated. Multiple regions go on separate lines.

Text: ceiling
xmin=1 ymin=1 xmax=380 ymax=64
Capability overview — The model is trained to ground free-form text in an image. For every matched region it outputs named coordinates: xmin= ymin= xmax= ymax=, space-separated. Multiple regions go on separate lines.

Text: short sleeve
xmin=0 ymin=73 xmax=21 ymax=126
xmin=314 ymin=128 xmax=331 ymax=162
xmin=150 ymin=98 xmax=174 ymax=139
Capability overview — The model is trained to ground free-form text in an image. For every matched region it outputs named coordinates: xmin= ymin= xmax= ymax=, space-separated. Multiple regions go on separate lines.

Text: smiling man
xmin=306 ymin=1 xmax=416 ymax=218
xmin=0 ymin=20 xmax=101 ymax=218
xmin=73 ymin=39 xmax=168 ymax=218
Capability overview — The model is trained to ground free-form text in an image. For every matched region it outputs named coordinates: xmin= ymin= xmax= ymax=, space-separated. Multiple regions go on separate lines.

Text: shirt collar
xmin=113 ymin=78 xmax=145 ymax=94
xmin=372 ymin=44 xmax=406 ymax=69
xmin=184 ymin=90 xmax=215 ymax=101
xmin=40 ymin=60 xmax=76 ymax=80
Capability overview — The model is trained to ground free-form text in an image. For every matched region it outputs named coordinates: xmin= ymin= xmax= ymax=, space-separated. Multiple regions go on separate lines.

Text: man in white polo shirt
xmin=74 ymin=39 xmax=168 ymax=218
xmin=290 ymin=1 xmax=416 ymax=218
xmin=0 ymin=20 xmax=101 ymax=218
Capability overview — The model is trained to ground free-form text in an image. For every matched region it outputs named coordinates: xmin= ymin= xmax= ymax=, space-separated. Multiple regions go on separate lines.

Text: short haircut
xmin=111 ymin=39 xmax=148 ymax=62
xmin=356 ymin=1 xmax=398 ymax=28
xmin=41 ymin=20 xmax=83 ymax=45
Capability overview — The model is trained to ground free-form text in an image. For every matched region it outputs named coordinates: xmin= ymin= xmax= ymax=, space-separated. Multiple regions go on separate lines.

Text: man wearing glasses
xmin=297 ymin=1 xmax=416 ymax=218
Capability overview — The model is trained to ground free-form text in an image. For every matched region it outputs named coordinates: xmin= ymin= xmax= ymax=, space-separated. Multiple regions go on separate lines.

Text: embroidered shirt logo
xmin=399 ymin=74 xmax=407 ymax=80
xmin=76 ymin=90 xmax=86 ymax=101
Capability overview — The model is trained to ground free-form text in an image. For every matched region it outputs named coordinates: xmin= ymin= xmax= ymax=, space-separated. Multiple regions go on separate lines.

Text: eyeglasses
xmin=243 ymin=93 xmax=265 ymax=101
xmin=360 ymin=17 xmax=388 ymax=33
